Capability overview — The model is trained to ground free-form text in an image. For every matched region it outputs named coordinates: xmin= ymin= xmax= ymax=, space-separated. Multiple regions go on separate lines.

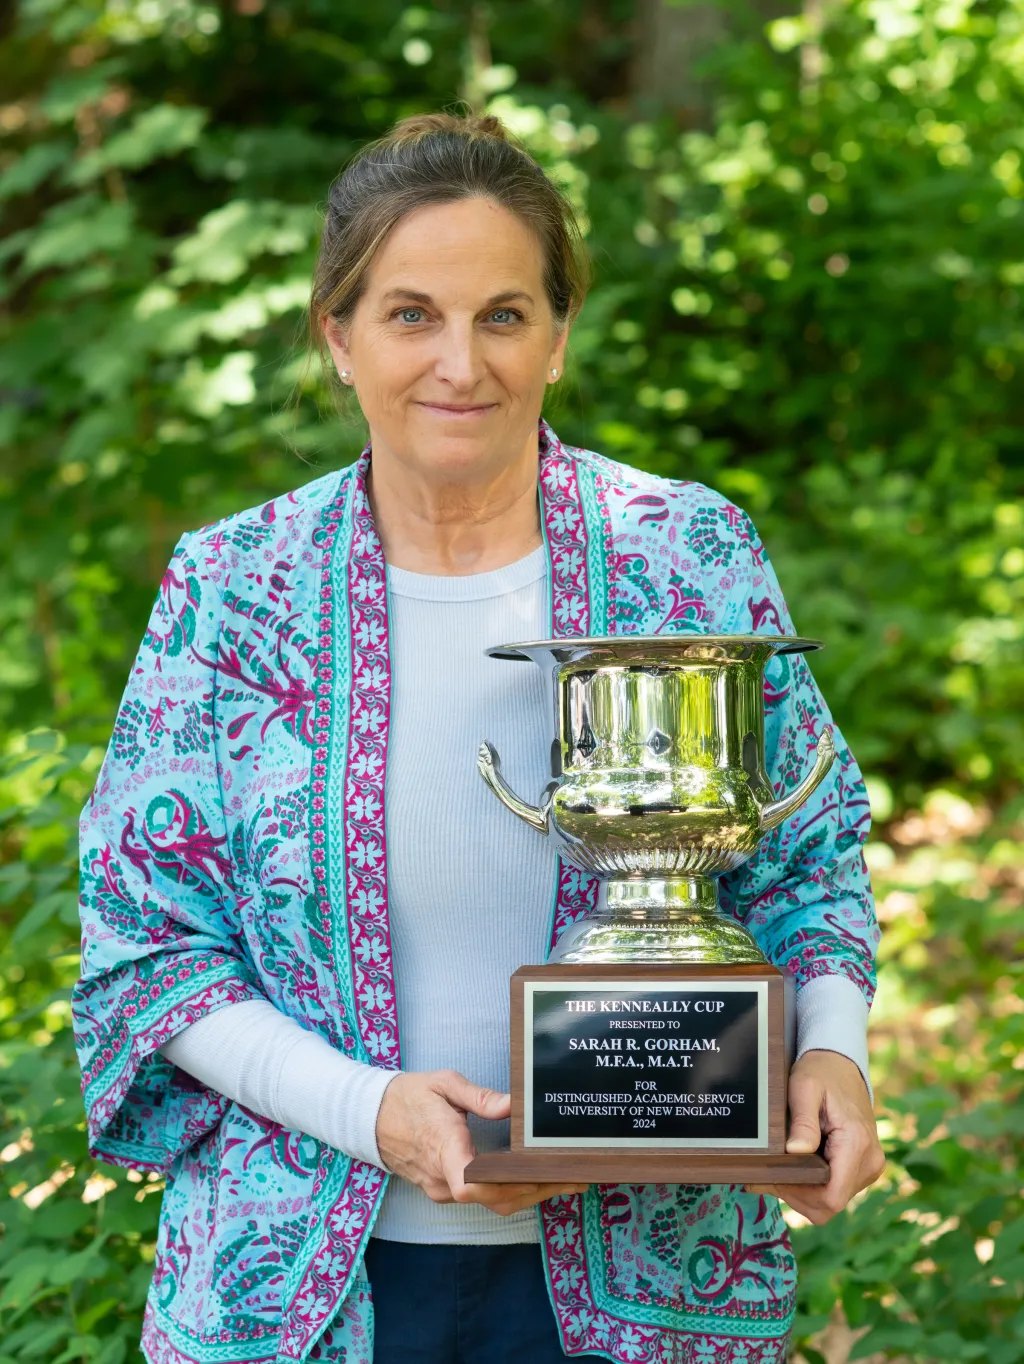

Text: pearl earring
xmin=550 ymin=367 xmax=559 ymax=379
xmin=340 ymin=370 xmax=352 ymax=382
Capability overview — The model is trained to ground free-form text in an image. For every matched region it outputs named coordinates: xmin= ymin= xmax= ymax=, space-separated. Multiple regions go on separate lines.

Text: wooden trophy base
xmin=465 ymin=1148 xmax=827 ymax=1184
xmin=464 ymin=962 xmax=829 ymax=1188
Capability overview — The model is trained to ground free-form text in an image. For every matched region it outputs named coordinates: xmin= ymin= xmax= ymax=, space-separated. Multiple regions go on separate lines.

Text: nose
xmin=433 ymin=317 xmax=486 ymax=391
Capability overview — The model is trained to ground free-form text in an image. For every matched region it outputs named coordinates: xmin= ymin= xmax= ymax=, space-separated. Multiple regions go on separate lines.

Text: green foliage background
xmin=0 ymin=0 xmax=1022 ymax=1360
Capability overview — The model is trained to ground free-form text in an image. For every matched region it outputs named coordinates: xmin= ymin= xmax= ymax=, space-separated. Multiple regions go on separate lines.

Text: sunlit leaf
xmin=67 ymin=105 xmax=207 ymax=185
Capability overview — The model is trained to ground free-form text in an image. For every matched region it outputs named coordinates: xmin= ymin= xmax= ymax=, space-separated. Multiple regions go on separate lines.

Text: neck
xmin=366 ymin=429 xmax=544 ymax=576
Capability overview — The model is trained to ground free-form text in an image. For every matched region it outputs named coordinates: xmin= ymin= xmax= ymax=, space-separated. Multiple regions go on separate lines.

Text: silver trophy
xmin=479 ymin=635 xmax=835 ymax=965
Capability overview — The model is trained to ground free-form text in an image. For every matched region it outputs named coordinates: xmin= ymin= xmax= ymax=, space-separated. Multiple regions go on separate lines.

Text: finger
xmin=458 ymin=1180 xmax=587 ymax=1201
xmin=743 ymin=1182 xmax=829 ymax=1220
xmin=770 ymin=1188 xmax=833 ymax=1224
xmin=786 ymin=1070 xmax=825 ymax=1154
xmin=532 ymin=1182 xmax=590 ymax=1201
xmin=819 ymin=1131 xmax=863 ymax=1206
xmin=742 ymin=1179 xmax=839 ymax=1225
xmin=751 ymin=1126 xmax=882 ymax=1222
xmin=439 ymin=1125 xmax=481 ymax=1203
xmin=470 ymin=1182 xmax=590 ymax=1216
xmin=865 ymin=1144 xmax=887 ymax=1185
xmin=435 ymin=1070 xmax=511 ymax=1122
xmin=767 ymin=1142 xmax=862 ymax=1224
xmin=461 ymin=1180 xmax=589 ymax=1204
xmin=458 ymin=1180 xmax=540 ymax=1203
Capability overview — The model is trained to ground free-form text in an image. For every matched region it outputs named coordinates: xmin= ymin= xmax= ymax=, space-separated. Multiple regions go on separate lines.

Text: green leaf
xmin=18 ymin=1324 xmax=76 ymax=1360
xmin=25 ymin=1200 xmax=92 ymax=1241
xmin=2 ymin=1324 xmax=69 ymax=1359
xmin=21 ymin=197 xmax=134 ymax=273
xmin=67 ymin=105 xmax=208 ymax=185
xmin=39 ymin=66 xmax=127 ymax=124
xmin=12 ymin=890 xmax=77 ymax=942
xmin=74 ymin=1297 xmax=119 ymax=1333
xmin=168 ymin=199 xmax=319 ymax=284
xmin=48 ymin=1237 xmax=109 ymax=1288
xmin=0 ymin=1259 xmax=50 ymax=1309
xmin=0 ymin=143 xmax=72 ymax=201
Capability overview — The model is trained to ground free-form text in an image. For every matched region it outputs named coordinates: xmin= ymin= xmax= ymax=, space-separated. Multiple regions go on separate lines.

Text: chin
xmin=403 ymin=416 xmax=512 ymax=477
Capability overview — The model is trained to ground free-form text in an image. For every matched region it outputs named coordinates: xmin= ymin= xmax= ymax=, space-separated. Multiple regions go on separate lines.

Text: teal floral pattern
xmin=74 ymin=420 xmax=876 ymax=1364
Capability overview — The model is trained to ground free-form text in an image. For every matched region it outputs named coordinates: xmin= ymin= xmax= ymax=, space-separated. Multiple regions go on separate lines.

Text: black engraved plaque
xmin=525 ymin=982 xmax=765 ymax=1146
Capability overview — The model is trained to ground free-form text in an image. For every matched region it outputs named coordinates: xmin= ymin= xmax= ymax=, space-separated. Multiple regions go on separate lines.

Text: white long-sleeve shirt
xmin=161 ymin=546 xmax=870 ymax=1244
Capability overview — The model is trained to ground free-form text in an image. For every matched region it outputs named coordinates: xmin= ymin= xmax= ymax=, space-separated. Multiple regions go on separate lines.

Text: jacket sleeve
xmin=72 ymin=531 xmax=264 ymax=1172
xmin=715 ymin=508 xmax=879 ymax=1003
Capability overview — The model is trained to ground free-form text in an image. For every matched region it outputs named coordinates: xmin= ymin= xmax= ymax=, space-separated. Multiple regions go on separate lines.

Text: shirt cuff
xmin=795 ymin=973 xmax=872 ymax=1101
xmin=281 ymin=1037 xmax=397 ymax=1170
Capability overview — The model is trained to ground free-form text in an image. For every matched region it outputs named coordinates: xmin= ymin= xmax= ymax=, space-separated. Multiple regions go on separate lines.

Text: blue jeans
xmin=363 ymin=1239 xmax=606 ymax=1363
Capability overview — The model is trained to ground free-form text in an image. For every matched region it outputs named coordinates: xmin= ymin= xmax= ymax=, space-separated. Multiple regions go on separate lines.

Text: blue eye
xmin=398 ymin=308 xmax=424 ymax=323
xmin=490 ymin=308 xmax=519 ymax=324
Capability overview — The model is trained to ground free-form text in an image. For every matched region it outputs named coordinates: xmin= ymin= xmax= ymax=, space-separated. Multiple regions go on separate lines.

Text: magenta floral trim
xmin=308 ymin=480 xmax=349 ymax=1051
xmin=593 ymin=469 xmax=619 ymax=629
xmin=538 ymin=436 xmax=604 ymax=1352
xmin=543 ymin=433 xmax=600 ymax=947
xmin=539 ymin=423 xmax=601 ymax=950
xmin=343 ymin=457 xmax=400 ymax=1068
xmin=539 ymin=422 xmax=590 ymax=635
xmin=80 ymin=958 xmax=253 ymax=1093
xmin=549 ymin=863 xmax=600 ymax=949
xmin=276 ymin=452 xmax=396 ymax=1361
xmin=140 ymin=1311 xmax=277 ymax=1364
xmin=541 ymin=1195 xmax=667 ymax=1364
xmin=85 ymin=969 xmax=259 ymax=1163
xmin=307 ymin=1279 xmax=374 ymax=1364
xmin=304 ymin=451 xmax=400 ymax=1064
xmin=277 ymin=1155 xmax=385 ymax=1361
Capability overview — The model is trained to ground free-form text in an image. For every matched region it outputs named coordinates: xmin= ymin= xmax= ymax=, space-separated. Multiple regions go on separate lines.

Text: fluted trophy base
xmin=548 ymin=877 xmax=767 ymax=966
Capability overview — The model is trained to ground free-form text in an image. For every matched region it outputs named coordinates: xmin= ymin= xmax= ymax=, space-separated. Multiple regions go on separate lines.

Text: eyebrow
xmin=379 ymin=288 xmax=536 ymax=308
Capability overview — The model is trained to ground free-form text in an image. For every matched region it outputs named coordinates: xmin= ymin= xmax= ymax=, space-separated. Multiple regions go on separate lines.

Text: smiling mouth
xmin=415 ymin=401 xmax=498 ymax=416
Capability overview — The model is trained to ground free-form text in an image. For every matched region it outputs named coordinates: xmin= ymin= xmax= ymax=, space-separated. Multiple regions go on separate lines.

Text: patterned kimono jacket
xmin=74 ymin=420 xmax=877 ymax=1364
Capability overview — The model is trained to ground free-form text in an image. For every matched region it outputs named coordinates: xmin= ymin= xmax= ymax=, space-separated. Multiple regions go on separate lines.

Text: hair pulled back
xmin=309 ymin=111 xmax=589 ymax=365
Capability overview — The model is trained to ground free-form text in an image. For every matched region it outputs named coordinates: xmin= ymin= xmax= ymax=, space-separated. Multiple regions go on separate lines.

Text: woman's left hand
xmin=746 ymin=1049 xmax=885 ymax=1224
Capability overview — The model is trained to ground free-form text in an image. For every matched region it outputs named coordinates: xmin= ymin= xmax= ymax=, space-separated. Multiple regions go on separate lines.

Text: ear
xmin=321 ymin=315 xmax=354 ymax=381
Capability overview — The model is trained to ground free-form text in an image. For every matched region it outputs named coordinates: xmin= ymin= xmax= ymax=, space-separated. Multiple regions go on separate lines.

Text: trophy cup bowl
xmin=477 ymin=635 xmax=835 ymax=965
xmin=464 ymin=635 xmax=835 ymax=1187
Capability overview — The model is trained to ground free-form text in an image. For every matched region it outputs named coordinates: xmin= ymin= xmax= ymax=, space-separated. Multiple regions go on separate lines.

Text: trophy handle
xmin=759 ymin=726 xmax=836 ymax=832
xmin=478 ymin=741 xmax=551 ymax=834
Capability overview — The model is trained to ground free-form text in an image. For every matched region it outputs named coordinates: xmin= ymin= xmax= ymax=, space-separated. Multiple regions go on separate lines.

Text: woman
xmin=74 ymin=113 xmax=883 ymax=1364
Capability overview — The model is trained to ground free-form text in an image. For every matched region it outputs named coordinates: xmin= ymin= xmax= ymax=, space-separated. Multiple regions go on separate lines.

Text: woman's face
xmin=323 ymin=196 xmax=568 ymax=485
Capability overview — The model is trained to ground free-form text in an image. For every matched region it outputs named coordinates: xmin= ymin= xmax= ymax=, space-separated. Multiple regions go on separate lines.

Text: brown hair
xmin=308 ymin=111 xmax=589 ymax=379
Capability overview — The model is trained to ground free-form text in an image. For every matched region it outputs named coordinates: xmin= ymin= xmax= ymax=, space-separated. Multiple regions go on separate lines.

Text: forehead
xmin=365 ymin=196 xmax=546 ymax=296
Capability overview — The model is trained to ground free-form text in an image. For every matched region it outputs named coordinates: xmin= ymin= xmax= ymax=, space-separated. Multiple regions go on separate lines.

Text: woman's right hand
xmin=375 ymin=1070 xmax=589 ymax=1216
